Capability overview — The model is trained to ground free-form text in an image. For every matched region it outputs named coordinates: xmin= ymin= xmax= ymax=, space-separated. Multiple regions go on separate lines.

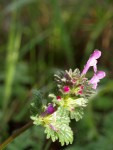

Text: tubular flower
xmin=82 ymin=49 xmax=106 ymax=89
xmin=90 ymin=71 xmax=106 ymax=89
xmin=82 ymin=50 xmax=101 ymax=74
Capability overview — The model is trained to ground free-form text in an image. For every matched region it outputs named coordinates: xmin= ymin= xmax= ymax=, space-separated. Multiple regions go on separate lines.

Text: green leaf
xmin=70 ymin=107 xmax=84 ymax=121
xmin=30 ymin=115 xmax=42 ymax=126
xmin=44 ymin=107 xmax=73 ymax=146
xmin=30 ymin=90 xmax=44 ymax=117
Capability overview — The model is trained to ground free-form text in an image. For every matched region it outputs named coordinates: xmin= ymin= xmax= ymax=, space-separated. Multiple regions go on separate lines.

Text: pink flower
xmin=72 ymin=79 xmax=76 ymax=83
xmin=63 ymin=86 xmax=70 ymax=93
xmin=57 ymin=96 xmax=61 ymax=101
xmin=80 ymin=85 xmax=84 ymax=90
xmin=78 ymin=90 xmax=83 ymax=95
xmin=78 ymin=85 xmax=84 ymax=95
xmin=82 ymin=50 xmax=101 ymax=75
xmin=90 ymin=71 xmax=106 ymax=89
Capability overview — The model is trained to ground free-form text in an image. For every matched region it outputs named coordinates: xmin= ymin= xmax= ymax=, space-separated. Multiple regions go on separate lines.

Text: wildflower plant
xmin=30 ymin=50 xmax=106 ymax=146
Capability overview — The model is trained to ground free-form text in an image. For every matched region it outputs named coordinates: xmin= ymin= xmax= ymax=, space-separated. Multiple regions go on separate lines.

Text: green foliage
xmin=45 ymin=125 xmax=73 ymax=146
xmin=93 ymin=95 xmax=113 ymax=111
xmin=103 ymin=112 xmax=113 ymax=138
xmin=30 ymin=89 xmax=74 ymax=145
xmin=6 ymin=126 xmax=45 ymax=150
xmin=70 ymin=107 xmax=84 ymax=121
xmin=45 ymin=107 xmax=73 ymax=146
xmin=3 ymin=14 xmax=21 ymax=111
xmin=30 ymin=90 xmax=45 ymax=116
xmin=65 ymin=136 xmax=113 ymax=150
xmin=31 ymin=105 xmax=74 ymax=146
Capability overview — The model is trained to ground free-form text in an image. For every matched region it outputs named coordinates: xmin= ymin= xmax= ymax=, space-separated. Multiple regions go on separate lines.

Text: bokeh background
xmin=0 ymin=0 xmax=113 ymax=150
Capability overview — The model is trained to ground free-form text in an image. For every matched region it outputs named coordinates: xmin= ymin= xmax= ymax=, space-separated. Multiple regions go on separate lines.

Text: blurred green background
xmin=0 ymin=0 xmax=113 ymax=150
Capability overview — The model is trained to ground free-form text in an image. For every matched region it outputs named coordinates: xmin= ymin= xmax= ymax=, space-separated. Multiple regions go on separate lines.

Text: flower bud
xmin=57 ymin=96 xmax=61 ymax=100
xmin=47 ymin=104 xmax=55 ymax=114
xmin=63 ymin=86 xmax=70 ymax=93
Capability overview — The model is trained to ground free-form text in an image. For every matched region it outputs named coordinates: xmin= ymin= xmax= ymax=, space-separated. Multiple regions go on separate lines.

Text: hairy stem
xmin=0 ymin=121 xmax=33 ymax=150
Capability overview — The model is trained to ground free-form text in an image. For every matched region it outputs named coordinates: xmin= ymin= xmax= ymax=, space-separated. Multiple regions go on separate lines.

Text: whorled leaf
xmin=49 ymin=94 xmax=87 ymax=121
xmin=44 ymin=107 xmax=73 ymax=146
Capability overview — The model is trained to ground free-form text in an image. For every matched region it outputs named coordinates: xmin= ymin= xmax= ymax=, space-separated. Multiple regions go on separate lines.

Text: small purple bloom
xmin=82 ymin=50 xmax=101 ymax=75
xmin=47 ymin=104 xmax=55 ymax=114
xmin=63 ymin=86 xmax=70 ymax=93
xmin=90 ymin=71 xmax=106 ymax=89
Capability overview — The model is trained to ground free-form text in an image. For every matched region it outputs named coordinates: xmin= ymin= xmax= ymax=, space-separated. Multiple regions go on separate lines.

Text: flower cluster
xmin=30 ymin=50 xmax=106 ymax=146
xmin=82 ymin=50 xmax=106 ymax=89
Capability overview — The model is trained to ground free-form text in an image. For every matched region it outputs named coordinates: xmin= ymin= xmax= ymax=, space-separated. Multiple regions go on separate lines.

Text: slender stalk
xmin=0 ymin=121 xmax=33 ymax=150
xmin=44 ymin=139 xmax=52 ymax=150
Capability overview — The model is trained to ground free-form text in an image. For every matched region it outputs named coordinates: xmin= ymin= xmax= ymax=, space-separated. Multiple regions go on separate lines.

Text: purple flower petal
xmin=96 ymin=71 xmax=106 ymax=79
xmin=90 ymin=71 xmax=106 ymax=89
xmin=47 ymin=104 xmax=55 ymax=114
xmin=91 ymin=50 xmax=101 ymax=59
xmin=82 ymin=50 xmax=101 ymax=75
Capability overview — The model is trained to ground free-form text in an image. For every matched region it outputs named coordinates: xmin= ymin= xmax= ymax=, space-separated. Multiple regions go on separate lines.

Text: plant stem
xmin=44 ymin=139 xmax=52 ymax=150
xmin=0 ymin=121 xmax=33 ymax=150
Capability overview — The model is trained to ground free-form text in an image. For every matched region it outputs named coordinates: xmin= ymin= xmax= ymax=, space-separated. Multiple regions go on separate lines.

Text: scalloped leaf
xmin=45 ymin=124 xmax=73 ymax=146
xmin=44 ymin=107 xmax=73 ymax=146
xmin=30 ymin=115 xmax=42 ymax=126
xmin=70 ymin=107 xmax=84 ymax=121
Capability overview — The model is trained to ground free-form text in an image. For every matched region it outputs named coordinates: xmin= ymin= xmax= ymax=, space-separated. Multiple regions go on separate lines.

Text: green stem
xmin=0 ymin=121 xmax=33 ymax=150
xmin=44 ymin=139 xmax=52 ymax=150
